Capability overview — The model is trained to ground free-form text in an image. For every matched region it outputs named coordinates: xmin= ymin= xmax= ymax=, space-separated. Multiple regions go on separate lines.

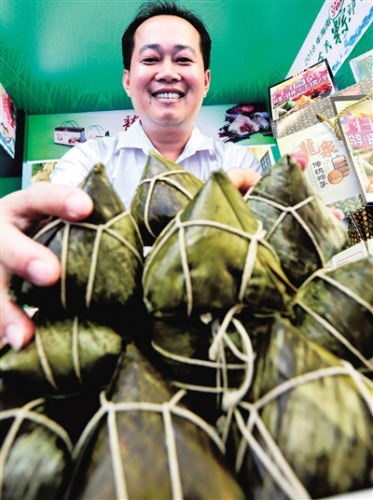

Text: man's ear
xmin=122 ymin=69 xmax=131 ymax=97
xmin=203 ymin=69 xmax=211 ymax=97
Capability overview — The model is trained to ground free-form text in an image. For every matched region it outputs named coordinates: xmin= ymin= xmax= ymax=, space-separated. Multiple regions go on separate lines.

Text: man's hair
xmin=121 ymin=0 xmax=211 ymax=70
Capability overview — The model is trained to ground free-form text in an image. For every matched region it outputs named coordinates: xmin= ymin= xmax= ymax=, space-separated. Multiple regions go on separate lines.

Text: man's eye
xmin=142 ymin=57 xmax=158 ymax=64
xmin=177 ymin=57 xmax=192 ymax=64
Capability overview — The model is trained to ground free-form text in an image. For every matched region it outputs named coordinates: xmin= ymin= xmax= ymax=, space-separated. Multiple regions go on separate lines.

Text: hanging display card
xmin=331 ymin=95 xmax=373 ymax=205
xmin=277 ymin=121 xmax=362 ymax=214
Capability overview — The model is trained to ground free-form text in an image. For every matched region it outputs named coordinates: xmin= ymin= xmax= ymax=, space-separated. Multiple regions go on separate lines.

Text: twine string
xmin=162 ymin=399 xmax=183 ymax=500
xmin=72 ymin=389 xmax=225 ymax=500
xmin=0 ymin=398 xmax=73 ymax=485
xmin=60 ymin=221 xmax=71 ymax=308
xmin=33 ymin=211 xmax=142 ymax=310
xmin=71 ymin=316 xmax=82 ymax=383
xmin=139 ymin=170 xmax=197 ymax=237
xmin=106 ymin=399 xmax=129 ymax=500
xmin=34 ymin=329 xmax=59 ymax=390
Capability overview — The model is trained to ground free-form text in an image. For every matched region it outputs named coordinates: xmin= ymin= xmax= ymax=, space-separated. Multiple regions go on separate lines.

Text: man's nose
xmin=156 ymin=58 xmax=180 ymax=81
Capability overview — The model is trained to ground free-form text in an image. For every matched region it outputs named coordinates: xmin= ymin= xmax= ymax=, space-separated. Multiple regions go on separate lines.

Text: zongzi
xmin=67 ymin=343 xmax=245 ymax=500
xmin=292 ymin=256 xmax=373 ymax=371
xmin=244 ymin=155 xmax=348 ymax=287
xmin=0 ymin=312 xmax=123 ymax=396
xmin=13 ymin=164 xmax=144 ymax=321
xmin=130 ymin=150 xmax=203 ymax=245
xmin=143 ymin=170 xmax=295 ymax=318
xmin=1 ymin=395 xmax=73 ymax=500
xmin=225 ymin=316 xmax=373 ymax=500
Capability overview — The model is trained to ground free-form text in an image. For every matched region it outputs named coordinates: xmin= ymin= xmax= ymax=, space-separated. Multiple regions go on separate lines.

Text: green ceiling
xmin=1 ymin=0 xmax=372 ymax=116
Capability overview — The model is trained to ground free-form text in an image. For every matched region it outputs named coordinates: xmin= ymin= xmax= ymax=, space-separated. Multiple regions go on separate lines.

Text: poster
xmin=0 ymin=83 xmax=17 ymax=159
xmin=287 ymin=0 xmax=372 ymax=76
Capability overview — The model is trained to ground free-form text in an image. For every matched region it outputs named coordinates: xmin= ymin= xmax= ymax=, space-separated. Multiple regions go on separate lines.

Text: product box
xmin=54 ymin=126 xmax=85 ymax=146
xmin=268 ymin=59 xmax=337 ymax=123
xmin=271 ymin=77 xmax=373 ymax=139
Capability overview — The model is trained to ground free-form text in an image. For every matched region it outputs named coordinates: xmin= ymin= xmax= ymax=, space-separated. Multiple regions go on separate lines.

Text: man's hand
xmin=226 ymin=168 xmax=262 ymax=195
xmin=0 ymin=183 xmax=93 ymax=350
xmin=227 ymin=153 xmax=308 ymax=195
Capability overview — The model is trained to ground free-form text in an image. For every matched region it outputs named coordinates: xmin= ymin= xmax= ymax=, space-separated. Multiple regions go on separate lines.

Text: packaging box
xmin=54 ymin=126 xmax=85 ymax=146
xmin=272 ymin=77 xmax=373 ymax=139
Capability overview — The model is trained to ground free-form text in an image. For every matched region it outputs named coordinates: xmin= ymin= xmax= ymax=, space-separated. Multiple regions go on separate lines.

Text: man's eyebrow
xmin=139 ymin=44 xmax=161 ymax=53
xmin=139 ymin=44 xmax=196 ymax=54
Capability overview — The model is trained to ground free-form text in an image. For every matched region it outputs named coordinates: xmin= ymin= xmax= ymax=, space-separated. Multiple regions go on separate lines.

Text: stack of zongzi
xmin=2 ymin=150 xmax=368 ymax=500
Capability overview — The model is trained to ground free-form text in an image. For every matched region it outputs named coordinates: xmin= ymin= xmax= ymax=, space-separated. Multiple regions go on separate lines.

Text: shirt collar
xmin=115 ymin=118 xmax=216 ymax=160
xmin=178 ymin=125 xmax=215 ymax=162
xmin=115 ymin=118 xmax=154 ymax=154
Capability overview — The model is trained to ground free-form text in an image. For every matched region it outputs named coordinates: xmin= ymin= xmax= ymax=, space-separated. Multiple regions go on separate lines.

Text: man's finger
xmin=0 ymin=290 xmax=35 ymax=350
xmin=2 ymin=183 xmax=93 ymax=231
xmin=1 ymin=221 xmax=61 ymax=285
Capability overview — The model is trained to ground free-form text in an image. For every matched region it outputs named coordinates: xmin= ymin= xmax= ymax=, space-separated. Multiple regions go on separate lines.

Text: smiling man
xmin=122 ymin=14 xmax=211 ymax=159
xmin=50 ymin=0 xmax=262 ymax=208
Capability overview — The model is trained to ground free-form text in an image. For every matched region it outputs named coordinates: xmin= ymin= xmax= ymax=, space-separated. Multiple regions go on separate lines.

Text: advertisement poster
xmin=332 ymin=94 xmax=373 ymax=204
xmin=277 ymin=121 xmax=362 ymax=212
xmin=287 ymin=0 xmax=373 ymax=76
xmin=269 ymin=59 xmax=337 ymax=122
xmin=0 ymin=83 xmax=17 ymax=159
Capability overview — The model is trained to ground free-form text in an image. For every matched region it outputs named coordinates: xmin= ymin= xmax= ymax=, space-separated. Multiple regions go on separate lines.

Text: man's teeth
xmin=154 ymin=92 xmax=182 ymax=99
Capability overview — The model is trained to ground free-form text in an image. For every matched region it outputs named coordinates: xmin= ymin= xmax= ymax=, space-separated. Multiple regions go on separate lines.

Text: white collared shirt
xmin=51 ymin=119 xmax=262 ymax=209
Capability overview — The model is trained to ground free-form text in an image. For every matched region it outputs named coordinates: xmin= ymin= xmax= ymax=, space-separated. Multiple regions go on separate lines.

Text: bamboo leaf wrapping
xmin=1 ymin=396 xmax=73 ymax=500
xmin=0 ymin=314 xmax=123 ymax=396
xmin=292 ymin=257 xmax=373 ymax=370
xmin=67 ymin=344 xmax=245 ymax=500
xmin=225 ymin=317 xmax=373 ymax=500
xmin=15 ymin=164 xmax=144 ymax=320
xmin=130 ymin=151 xmax=203 ymax=245
xmin=244 ymin=155 xmax=348 ymax=287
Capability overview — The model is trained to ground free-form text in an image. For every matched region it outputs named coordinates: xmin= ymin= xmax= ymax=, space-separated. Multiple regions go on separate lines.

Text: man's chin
xmin=152 ymin=115 xmax=184 ymax=128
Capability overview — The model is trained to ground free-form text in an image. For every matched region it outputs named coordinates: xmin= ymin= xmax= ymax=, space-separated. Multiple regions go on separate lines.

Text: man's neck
xmin=142 ymin=123 xmax=193 ymax=163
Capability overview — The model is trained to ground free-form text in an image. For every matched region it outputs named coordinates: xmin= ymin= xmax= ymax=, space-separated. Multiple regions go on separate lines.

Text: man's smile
xmin=152 ymin=92 xmax=184 ymax=99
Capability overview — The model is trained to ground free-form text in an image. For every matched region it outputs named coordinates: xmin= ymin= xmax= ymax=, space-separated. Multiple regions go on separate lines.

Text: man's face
xmin=122 ymin=15 xmax=211 ymax=136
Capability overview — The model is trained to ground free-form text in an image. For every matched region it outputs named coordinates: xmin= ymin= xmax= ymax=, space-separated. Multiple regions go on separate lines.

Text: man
xmin=50 ymin=0 xmax=262 ymax=209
